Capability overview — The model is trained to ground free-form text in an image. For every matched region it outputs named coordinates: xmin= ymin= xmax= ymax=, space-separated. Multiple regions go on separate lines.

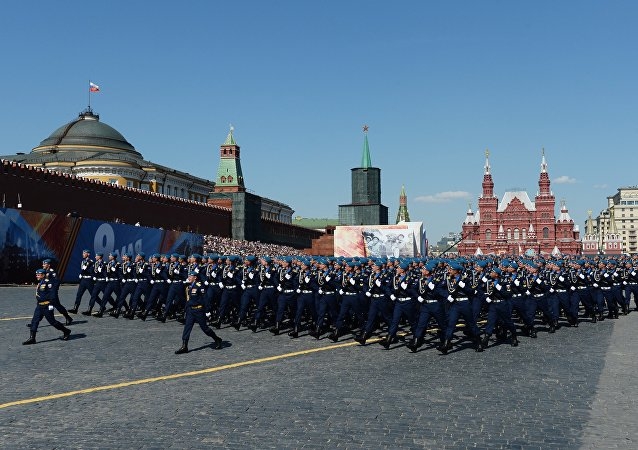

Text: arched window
xmin=485 ymin=229 xmax=492 ymax=240
xmin=543 ymin=227 xmax=550 ymax=238
xmin=522 ymin=228 xmax=527 ymax=240
xmin=507 ymin=228 xmax=512 ymax=239
xmin=514 ymin=228 xmax=520 ymax=240
xmin=221 ymin=176 xmax=227 ymax=183
xmin=228 ymin=175 xmax=233 ymax=182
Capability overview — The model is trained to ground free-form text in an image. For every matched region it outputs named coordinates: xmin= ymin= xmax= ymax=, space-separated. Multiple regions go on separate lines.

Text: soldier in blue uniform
xmin=213 ymin=255 xmax=242 ymax=328
xmin=439 ymin=262 xmax=483 ymax=354
xmin=111 ymin=253 xmax=135 ymax=318
xmin=69 ymin=249 xmax=95 ymax=314
xmin=23 ymin=269 xmax=72 ymax=345
xmin=125 ymin=252 xmax=151 ymax=319
xmin=354 ymin=259 xmax=391 ymax=345
xmin=270 ymin=256 xmax=298 ymax=335
xmin=289 ymin=258 xmax=318 ymax=338
xmin=138 ymin=254 xmax=169 ymax=320
xmin=94 ymin=252 xmax=120 ymax=317
xmin=39 ymin=259 xmax=73 ymax=326
xmin=624 ymin=259 xmax=638 ymax=311
xmin=379 ymin=261 xmax=417 ymax=349
xmin=175 ymin=271 xmax=223 ymax=354
xmin=406 ymin=261 xmax=447 ymax=352
xmin=234 ymin=255 xmax=260 ymax=330
xmin=328 ymin=260 xmax=362 ymax=342
xmin=157 ymin=253 xmax=188 ymax=322
xmin=481 ymin=266 xmax=519 ymax=348
xmin=250 ymin=256 xmax=278 ymax=332
xmin=204 ymin=255 xmax=222 ymax=322
xmin=310 ymin=258 xmax=340 ymax=339
xmin=83 ymin=252 xmax=107 ymax=316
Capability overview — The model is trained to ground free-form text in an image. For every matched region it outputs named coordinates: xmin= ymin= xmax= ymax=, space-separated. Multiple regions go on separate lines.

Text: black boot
xmin=354 ymin=332 xmax=370 ymax=345
xmin=510 ymin=332 xmax=519 ymax=347
xmin=232 ymin=321 xmax=241 ymax=331
xmin=157 ymin=313 xmax=166 ymax=323
xmin=549 ymin=321 xmax=556 ymax=333
xmin=175 ymin=340 xmax=189 ymax=354
xmin=94 ymin=308 xmax=105 ymax=318
xmin=590 ymin=312 xmax=597 ymax=323
xmin=22 ymin=331 xmax=37 ymax=345
xmin=406 ymin=338 xmax=419 ymax=352
xmin=269 ymin=322 xmax=281 ymax=336
xmin=481 ymin=334 xmax=490 ymax=348
xmin=475 ymin=336 xmax=484 ymax=352
xmin=380 ymin=335 xmax=395 ymax=349
xmin=439 ymin=339 xmax=452 ymax=354
xmin=288 ymin=327 xmax=299 ymax=338
xmin=68 ymin=305 xmax=79 ymax=314
xmin=81 ymin=308 xmax=93 ymax=316
xmin=204 ymin=330 xmax=223 ymax=349
xmin=137 ymin=311 xmax=148 ymax=321
xmin=327 ymin=328 xmax=340 ymax=342
xmin=61 ymin=327 xmax=71 ymax=341
xmin=598 ymin=312 xmax=604 ymax=321
xmin=249 ymin=321 xmax=258 ymax=333
xmin=529 ymin=327 xmax=537 ymax=338
xmin=64 ymin=314 xmax=73 ymax=325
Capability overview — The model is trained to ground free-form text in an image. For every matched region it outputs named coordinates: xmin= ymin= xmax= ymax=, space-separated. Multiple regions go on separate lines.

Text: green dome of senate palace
xmin=32 ymin=108 xmax=141 ymax=158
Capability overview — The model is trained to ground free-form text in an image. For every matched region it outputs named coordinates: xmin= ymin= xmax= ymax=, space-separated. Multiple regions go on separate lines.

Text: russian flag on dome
xmin=89 ymin=82 xmax=100 ymax=92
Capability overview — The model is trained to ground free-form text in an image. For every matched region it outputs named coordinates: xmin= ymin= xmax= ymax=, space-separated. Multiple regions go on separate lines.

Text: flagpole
xmin=88 ymin=79 xmax=91 ymax=110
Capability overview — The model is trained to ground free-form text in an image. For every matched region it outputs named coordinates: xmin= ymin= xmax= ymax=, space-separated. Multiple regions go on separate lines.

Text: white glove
xmin=400 ymin=282 xmax=408 ymax=290
xmin=318 ymin=289 xmax=323 ymax=294
xmin=495 ymin=284 xmax=502 ymax=291
xmin=304 ymin=276 xmax=310 ymax=283
xmin=349 ymin=278 xmax=356 ymax=285
xmin=390 ymin=294 xmax=397 ymax=301
xmin=632 ymin=271 xmax=636 ymax=276
xmin=514 ymin=279 xmax=520 ymax=286
xmin=365 ymin=291 xmax=372 ymax=297
xmin=417 ymin=296 xmax=424 ymax=303
xmin=549 ymin=288 xmax=555 ymax=293
xmin=194 ymin=268 xmax=200 ymax=273
xmin=525 ymin=290 xmax=531 ymax=296
xmin=570 ymin=286 xmax=576 ymax=291
xmin=579 ymin=274 xmax=585 ymax=280
xmin=205 ymin=312 xmax=211 ymax=318
xmin=325 ymin=276 xmax=331 ymax=281
xmin=174 ymin=269 xmax=180 ymax=274
xmin=204 ymin=281 xmax=209 ymax=286
xmin=248 ymin=273 xmax=254 ymax=279
xmin=558 ymin=276 xmax=564 ymax=282
xmin=258 ymin=286 xmax=263 ymax=290
xmin=481 ymin=276 xmax=488 ymax=283
xmin=121 ymin=279 xmax=125 ymax=283
xmin=447 ymin=295 xmax=454 ymax=302
xmin=48 ymin=305 xmax=54 ymax=310
xmin=428 ymin=282 xmax=435 ymax=290
xmin=623 ymin=281 xmax=628 ymax=285
xmin=338 ymin=289 xmax=344 ymax=295
xmin=296 ymin=289 xmax=301 ymax=294
xmin=277 ymin=286 xmax=283 ymax=292
xmin=150 ymin=280 xmax=155 ymax=284
xmin=375 ymin=279 xmax=381 ymax=287
xmin=458 ymin=280 xmax=465 ymax=288
xmin=226 ymin=272 xmax=234 ymax=279
xmin=78 ymin=274 xmax=82 ymax=279
xmin=167 ymin=279 xmax=172 ymax=284
xmin=593 ymin=283 xmax=599 ymax=288
xmin=241 ymin=284 xmax=246 ymax=290
xmin=486 ymin=297 xmax=492 ymax=303
xmin=604 ymin=273 xmax=609 ymax=278
xmin=285 ymin=274 xmax=291 ymax=280
xmin=126 ymin=267 xmax=132 ymax=273
xmin=536 ymin=278 xmax=542 ymax=284
xmin=156 ymin=269 xmax=161 ymax=274
xmin=92 ymin=277 xmax=96 ymax=281
xmin=218 ymin=282 xmax=224 ymax=289
xmin=265 ymin=272 xmax=271 ymax=279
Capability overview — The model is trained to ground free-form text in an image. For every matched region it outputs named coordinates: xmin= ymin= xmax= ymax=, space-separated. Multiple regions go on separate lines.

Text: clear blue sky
xmin=1 ymin=1 xmax=637 ymax=243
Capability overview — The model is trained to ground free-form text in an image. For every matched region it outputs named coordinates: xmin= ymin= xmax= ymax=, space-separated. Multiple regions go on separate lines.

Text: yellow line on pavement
xmin=0 ymin=338 xmax=380 ymax=410
xmin=0 ymin=316 xmax=32 ymax=321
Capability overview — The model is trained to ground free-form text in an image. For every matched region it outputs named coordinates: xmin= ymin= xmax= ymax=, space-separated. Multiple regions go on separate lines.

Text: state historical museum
xmin=457 ymin=150 xmax=581 ymax=257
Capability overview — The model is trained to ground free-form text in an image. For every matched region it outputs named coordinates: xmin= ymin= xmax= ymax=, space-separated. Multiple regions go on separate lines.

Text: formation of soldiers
xmin=27 ymin=248 xmax=638 ymax=354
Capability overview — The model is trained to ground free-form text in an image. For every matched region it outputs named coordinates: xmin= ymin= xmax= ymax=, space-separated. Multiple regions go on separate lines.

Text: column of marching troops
xmin=25 ymin=248 xmax=638 ymax=355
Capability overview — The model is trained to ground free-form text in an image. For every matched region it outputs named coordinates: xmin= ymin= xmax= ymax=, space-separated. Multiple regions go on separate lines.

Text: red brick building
xmin=457 ymin=150 xmax=581 ymax=256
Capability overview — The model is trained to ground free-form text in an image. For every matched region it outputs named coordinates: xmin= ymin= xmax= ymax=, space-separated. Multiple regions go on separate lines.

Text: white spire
xmin=541 ymin=147 xmax=547 ymax=173
xmin=484 ymin=148 xmax=491 ymax=175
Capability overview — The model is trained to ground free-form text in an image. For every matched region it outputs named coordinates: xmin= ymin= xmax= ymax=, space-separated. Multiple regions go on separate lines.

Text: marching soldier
xmin=379 ymin=261 xmax=417 ymax=349
xmin=354 ymin=259 xmax=391 ymax=345
xmin=94 ymin=252 xmax=120 ymax=317
xmin=69 ymin=249 xmax=94 ymax=314
xmin=406 ymin=261 xmax=446 ymax=352
xmin=39 ymin=258 xmax=73 ymax=326
xmin=270 ymin=256 xmax=298 ymax=335
xmin=23 ymin=269 xmax=72 ymax=345
xmin=83 ymin=252 xmax=107 ymax=316
xmin=481 ymin=266 xmax=519 ymax=348
xmin=251 ymin=256 xmax=278 ymax=332
xmin=289 ymin=258 xmax=317 ymax=338
xmin=175 ymin=271 xmax=223 ymax=354
xmin=234 ymin=255 xmax=260 ymax=330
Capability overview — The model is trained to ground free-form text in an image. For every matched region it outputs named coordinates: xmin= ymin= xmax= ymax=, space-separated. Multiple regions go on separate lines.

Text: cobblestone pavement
xmin=1 ymin=286 xmax=637 ymax=449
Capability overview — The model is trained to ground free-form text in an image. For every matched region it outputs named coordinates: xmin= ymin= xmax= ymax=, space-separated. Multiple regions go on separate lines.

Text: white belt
xmin=301 ymin=290 xmax=313 ymax=294
xmin=533 ymin=293 xmax=544 ymax=298
xmin=600 ymin=286 xmax=611 ymax=290
xmin=397 ymin=297 xmax=412 ymax=302
xmin=555 ymin=289 xmax=567 ymax=293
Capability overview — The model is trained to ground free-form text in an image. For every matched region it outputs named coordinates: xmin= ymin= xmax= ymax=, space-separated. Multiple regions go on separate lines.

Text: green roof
xmin=361 ymin=133 xmax=372 ymax=169
xmin=293 ymin=218 xmax=339 ymax=229
xmin=223 ymin=126 xmax=237 ymax=146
